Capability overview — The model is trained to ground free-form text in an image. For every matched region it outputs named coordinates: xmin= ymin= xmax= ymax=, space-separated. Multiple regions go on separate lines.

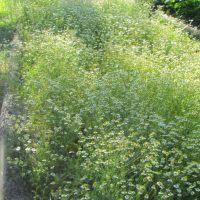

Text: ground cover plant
xmin=6 ymin=0 xmax=200 ymax=199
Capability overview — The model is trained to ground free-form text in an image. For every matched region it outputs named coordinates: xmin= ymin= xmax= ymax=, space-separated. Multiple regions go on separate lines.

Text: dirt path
xmin=0 ymin=82 xmax=6 ymax=200
xmin=0 ymin=38 xmax=32 ymax=199
xmin=0 ymin=136 xmax=5 ymax=200
xmin=0 ymin=94 xmax=32 ymax=200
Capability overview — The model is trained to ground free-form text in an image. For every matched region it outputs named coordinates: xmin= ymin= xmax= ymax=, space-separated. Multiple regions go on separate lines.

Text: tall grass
xmin=7 ymin=0 xmax=200 ymax=199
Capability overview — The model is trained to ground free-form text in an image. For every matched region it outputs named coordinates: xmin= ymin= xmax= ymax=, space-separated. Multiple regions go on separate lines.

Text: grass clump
xmin=7 ymin=0 xmax=200 ymax=199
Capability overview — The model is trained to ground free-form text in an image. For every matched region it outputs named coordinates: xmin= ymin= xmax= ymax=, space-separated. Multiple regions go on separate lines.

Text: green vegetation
xmin=154 ymin=0 xmax=200 ymax=27
xmin=0 ymin=0 xmax=15 ymax=103
xmin=6 ymin=0 xmax=200 ymax=199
